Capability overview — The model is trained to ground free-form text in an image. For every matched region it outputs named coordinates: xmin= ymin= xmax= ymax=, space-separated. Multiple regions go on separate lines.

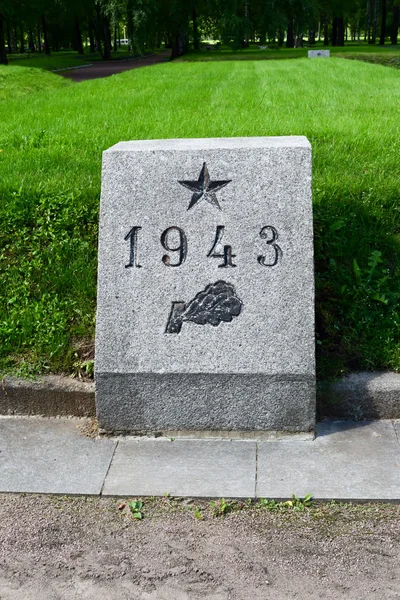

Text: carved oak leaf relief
xmin=165 ymin=280 xmax=243 ymax=334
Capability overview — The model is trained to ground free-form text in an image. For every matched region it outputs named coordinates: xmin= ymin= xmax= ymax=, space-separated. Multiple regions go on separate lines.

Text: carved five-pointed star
xmin=178 ymin=162 xmax=231 ymax=211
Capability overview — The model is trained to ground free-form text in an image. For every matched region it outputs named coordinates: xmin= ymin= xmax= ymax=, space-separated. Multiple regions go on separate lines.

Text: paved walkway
xmin=59 ymin=51 xmax=171 ymax=82
xmin=1 ymin=417 xmax=399 ymax=499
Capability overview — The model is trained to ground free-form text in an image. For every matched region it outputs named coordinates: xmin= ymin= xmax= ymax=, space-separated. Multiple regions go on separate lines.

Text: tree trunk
xmin=28 ymin=29 xmax=35 ymax=52
xmin=74 ymin=16 xmax=84 ymax=54
xmin=332 ymin=17 xmax=338 ymax=45
xmin=19 ymin=24 xmax=25 ymax=53
xmin=37 ymin=24 xmax=41 ymax=52
xmin=88 ymin=20 xmax=95 ymax=52
xmin=103 ymin=15 xmax=112 ymax=60
xmin=52 ymin=23 xmax=60 ymax=52
xmin=337 ymin=16 xmax=345 ymax=45
xmin=371 ymin=0 xmax=379 ymax=42
xmin=391 ymin=5 xmax=399 ymax=43
xmin=41 ymin=14 xmax=50 ymax=55
xmin=53 ymin=25 xmax=59 ymax=52
xmin=171 ymin=30 xmax=188 ymax=58
xmin=308 ymin=27 xmax=316 ymax=44
xmin=12 ymin=26 xmax=17 ymax=52
xmin=244 ymin=2 xmax=249 ymax=47
xmin=286 ymin=19 xmax=294 ymax=47
xmin=94 ymin=5 xmax=104 ymax=57
xmin=126 ymin=0 xmax=134 ymax=48
xmin=366 ymin=0 xmax=371 ymax=41
xmin=6 ymin=22 xmax=11 ymax=52
xmin=0 ymin=13 xmax=8 ymax=64
xmin=379 ymin=0 xmax=387 ymax=43
xmin=113 ymin=22 xmax=117 ymax=52
xmin=323 ymin=16 xmax=329 ymax=45
xmin=192 ymin=6 xmax=199 ymax=50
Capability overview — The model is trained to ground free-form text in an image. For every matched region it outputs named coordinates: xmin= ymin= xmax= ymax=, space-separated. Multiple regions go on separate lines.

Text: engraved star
xmin=178 ymin=162 xmax=231 ymax=211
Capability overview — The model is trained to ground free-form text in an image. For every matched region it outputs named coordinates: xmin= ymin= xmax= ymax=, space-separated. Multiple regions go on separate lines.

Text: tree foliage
xmin=0 ymin=0 xmax=399 ymax=64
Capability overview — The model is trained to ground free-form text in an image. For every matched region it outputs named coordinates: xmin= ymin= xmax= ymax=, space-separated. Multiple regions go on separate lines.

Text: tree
xmin=371 ymin=0 xmax=379 ymax=41
xmin=0 ymin=11 xmax=7 ymax=64
xmin=391 ymin=1 xmax=399 ymax=42
xmin=379 ymin=0 xmax=387 ymax=42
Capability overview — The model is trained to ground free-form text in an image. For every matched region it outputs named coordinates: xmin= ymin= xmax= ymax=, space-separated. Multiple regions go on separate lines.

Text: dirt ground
xmin=59 ymin=51 xmax=171 ymax=82
xmin=0 ymin=494 xmax=400 ymax=600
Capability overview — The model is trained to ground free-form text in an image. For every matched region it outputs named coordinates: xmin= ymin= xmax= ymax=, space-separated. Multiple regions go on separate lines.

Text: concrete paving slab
xmin=256 ymin=420 xmax=400 ymax=500
xmin=0 ymin=417 xmax=116 ymax=495
xmin=102 ymin=438 xmax=256 ymax=498
xmin=392 ymin=420 xmax=400 ymax=439
xmin=316 ymin=419 xmax=396 ymax=442
xmin=1 ymin=417 xmax=399 ymax=500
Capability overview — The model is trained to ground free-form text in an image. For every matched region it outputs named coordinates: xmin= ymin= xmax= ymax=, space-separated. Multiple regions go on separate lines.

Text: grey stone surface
xmin=308 ymin=50 xmax=330 ymax=58
xmin=0 ymin=417 xmax=115 ymax=494
xmin=96 ymin=137 xmax=315 ymax=433
xmin=256 ymin=420 xmax=400 ymax=500
xmin=96 ymin=373 xmax=315 ymax=433
xmin=102 ymin=438 xmax=256 ymax=497
xmin=0 ymin=376 xmax=95 ymax=417
xmin=318 ymin=371 xmax=400 ymax=420
xmin=0 ymin=417 xmax=399 ymax=499
xmin=393 ymin=420 xmax=400 ymax=438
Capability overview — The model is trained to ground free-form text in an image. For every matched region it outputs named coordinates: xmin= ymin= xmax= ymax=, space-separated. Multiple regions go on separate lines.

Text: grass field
xmin=178 ymin=43 xmax=400 ymax=61
xmin=8 ymin=52 xmax=92 ymax=70
xmin=0 ymin=56 xmax=400 ymax=378
xmin=0 ymin=66 xmax=72 ymax=101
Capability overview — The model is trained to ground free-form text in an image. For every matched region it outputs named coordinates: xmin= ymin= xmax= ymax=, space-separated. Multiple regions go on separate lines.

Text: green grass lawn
xmin=336 ymin=52 xmax=400 ymax=69
xmin=179 ymin=43 xmax=400 ymax=62
xmin=8 ymin=52 xmax=92 ymax=71
xmin=0 ymin=66 xmax=72 ymax=101
xmin=0 ymin=57 xmax=400 ymax=378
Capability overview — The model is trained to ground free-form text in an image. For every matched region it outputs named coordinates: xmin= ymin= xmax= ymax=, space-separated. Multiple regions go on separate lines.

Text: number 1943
xmin=124 ymin=225 xmax=282 ymax=269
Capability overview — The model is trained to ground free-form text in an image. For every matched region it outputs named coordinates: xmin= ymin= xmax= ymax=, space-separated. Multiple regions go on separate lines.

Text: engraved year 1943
xmin=124 ymin=225 xmax=282 ymax=269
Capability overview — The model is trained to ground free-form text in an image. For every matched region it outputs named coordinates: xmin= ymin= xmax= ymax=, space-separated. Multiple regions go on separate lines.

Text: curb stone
xmin=0 ymin=376 xmax=95 ymax=417
xmin=52 ymin=63 xmax=93 ymax=72
xmin=1 ymin=371 xmax=399 ymax=421
xmin=318 ymin=371 xmax=400 ymax=420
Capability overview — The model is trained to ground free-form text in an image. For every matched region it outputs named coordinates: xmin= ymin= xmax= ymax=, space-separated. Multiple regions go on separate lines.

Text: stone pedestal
xmin=95 ymin=137 xmax=315 ymax=434
xmin=308 ymin=50 xmax=330 ymax=58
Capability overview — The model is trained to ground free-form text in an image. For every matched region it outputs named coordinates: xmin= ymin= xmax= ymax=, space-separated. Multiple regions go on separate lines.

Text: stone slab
xmin=0 ymin=417 xmax=399 ymax=499
xmin=319 ymin=371 xmax=400 ymax=420
xmin=0 ymin=417 xmax=116 ymax=495
xmin=102 ymin=439 xmax=256 ymax=498
xmin=95 ymin=136 xmax=315 ymax=434
xmin=256 ymin=420 xmax=400 ymax=500
xmin=96 ymin=373 xmax=315 ymax=433
xmin=308 ymin=50 xmax=330 ymax=58
xmin=0 ymin=376 xmax=95 ymax=417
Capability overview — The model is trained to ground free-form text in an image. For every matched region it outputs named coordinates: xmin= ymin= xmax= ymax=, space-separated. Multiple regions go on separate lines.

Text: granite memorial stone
xmin=308 ymin=50 xmax=330 ymax=58
xmin=95 ymin=137 xmax=315 ymax=434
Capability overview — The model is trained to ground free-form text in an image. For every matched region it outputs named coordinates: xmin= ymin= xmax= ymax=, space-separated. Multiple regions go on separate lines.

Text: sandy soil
xmin=0 ymin=495 xmax=400 ymax=599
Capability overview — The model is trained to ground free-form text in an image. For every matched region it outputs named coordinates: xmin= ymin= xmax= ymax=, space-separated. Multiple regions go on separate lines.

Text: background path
xmin=0 ymin=493 xmax=399 ymax=599
xmin=60 ymin=50 xmax=171 ymax=82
